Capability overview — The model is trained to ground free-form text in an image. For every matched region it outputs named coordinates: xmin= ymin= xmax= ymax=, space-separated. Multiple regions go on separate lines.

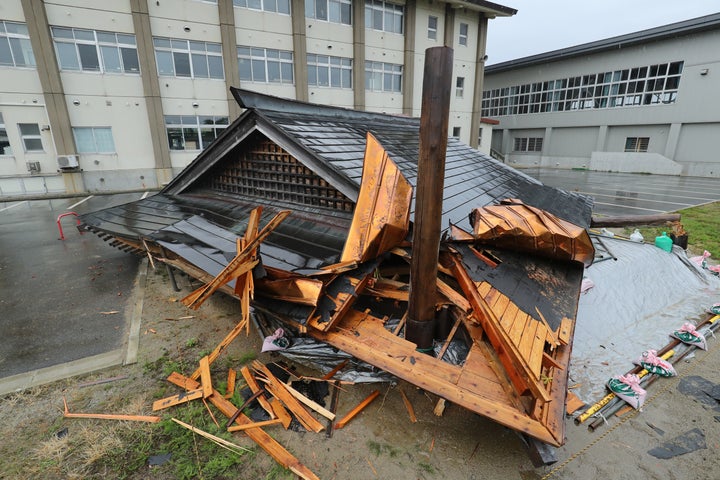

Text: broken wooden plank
xmin=322 ymin=359 xmax=349 ymax=380
xmin=399 ymin=388 xmax=417 ymax=423
xmin=283 ymin=382 xmax=336 ymax=421
xmin=225 ymin=368 xmax=237 ymax=399
xmin=166 ymin=374 xmax=319 ymax=480
xmin=227 ymin=418 xmax=284 ymax=432
xmin=172 ymin=418 xmax=252 ymax=453
xmin=556 ymin=317 xmax=572 ymax=345
xmin=253 ymin=362 xmax=325 ymax=433
xmin=152 ymin=388 xmax=204 ymax=411
xmin=189 ymin=320 xmax=251 ymax=381
xmin=335 ymin=390 xmax=380 ymax=429
xmin=239 ymin=366 xmax=275 ymax=418
xmin=199 ymin=356 xmax=213 ymax=398
xmin=64 ymin=397 xmax=160 ymax=423
xmin=326 ymin=380 xmax=341 ymax=438
xmin=448 ymin=253 xmax=552 ymax=403
xmin=436 ymin=315 xmax=462 ymax=361
xmin=182 ymin=209 xmax=290 ymax=309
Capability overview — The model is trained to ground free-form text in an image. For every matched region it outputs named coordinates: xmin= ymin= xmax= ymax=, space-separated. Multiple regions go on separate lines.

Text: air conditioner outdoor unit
xmin=26 ymin=161 xmax=41 ymax=173
xmin=57 ymin=154 xmax=79 ymax=169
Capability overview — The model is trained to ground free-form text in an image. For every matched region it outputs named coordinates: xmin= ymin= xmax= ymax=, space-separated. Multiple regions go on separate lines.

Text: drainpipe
xmin=406 ymin=46 xmax=453 ymax=350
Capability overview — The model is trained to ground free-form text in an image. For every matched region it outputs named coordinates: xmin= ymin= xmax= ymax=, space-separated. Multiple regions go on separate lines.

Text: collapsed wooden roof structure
xmin=80 ymin=87 xmax=594 ymax=449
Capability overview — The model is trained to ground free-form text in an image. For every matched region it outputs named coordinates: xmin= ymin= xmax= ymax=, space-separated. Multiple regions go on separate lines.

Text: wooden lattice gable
xmin=191 ymin=131 xmax=355 ymax=214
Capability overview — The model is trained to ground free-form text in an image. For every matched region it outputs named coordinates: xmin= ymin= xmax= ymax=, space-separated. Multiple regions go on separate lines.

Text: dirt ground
xmin=2 ymin=262 xmax=720 ymax=480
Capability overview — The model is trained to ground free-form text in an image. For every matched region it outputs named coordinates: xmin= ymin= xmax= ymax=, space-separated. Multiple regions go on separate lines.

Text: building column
xmin=291 ymin=0 xmax=308 ymax=102
xmin=544 ymin=126 xmax=552 ymax=162
xmin=664 ymin=123 xmax=682 ymax=160
xmin=443 ymin=3 xmax=455 ymax=48
xmin=130 ymin=0 xmax=173 ymax=185
xmin=20 ymin=0 xmax=85 ymax=192
xmin=469 ymin=14 xmax=488 ymax=149
xmin=219 ymin=0 xmax=241 ymax=119
xmin=402 ymin=1 xmax=416 ymax=116
xmin=352 ymin=0 xmax=366 ymax=110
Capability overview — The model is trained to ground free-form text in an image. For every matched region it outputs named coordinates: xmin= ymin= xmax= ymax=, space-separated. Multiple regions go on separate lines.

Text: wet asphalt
xmin=1 ymin=169 xmax=720 ymax=392
xmin=0 ymin=193 xmax=143 ymax=392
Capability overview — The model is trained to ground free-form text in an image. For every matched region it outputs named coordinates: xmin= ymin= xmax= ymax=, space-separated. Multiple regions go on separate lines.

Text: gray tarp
xmin=571 ymin=236 xmax=720 ymax=402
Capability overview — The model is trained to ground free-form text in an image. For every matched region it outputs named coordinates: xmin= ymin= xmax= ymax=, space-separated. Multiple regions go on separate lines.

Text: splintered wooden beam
xmin=200 ymin=356 xmax=213 ymax=398
xmin=322 ymin=359 xmax=349 ymax=380
xmin=253 ymin=362 xmax=325 ymax=433
xmin=189 ymin=320 xmax=250 ymax=381
xmin=63 ymin=397 xmax=160 ymax=423
xmin=235 ymin=207 xmax=261 ymax=335
xmin=166 ymin=373 xmax=319 ymax=480
xmin=182 ymin=209 xmax=290 ymax=309
xmin=334 ymin=390 xmax=380 ymax=429
xmin=225 ymin=368 xmax=237 ymax=399
xmin=152 ymin=388 xmax=204 ymax=411
xmin=283 ymin=382 xmax=336 ymax=421
xmin=227 ymin=418 xmax=284 ymax=432
xmin=239 ymin=366 xmax=276 ymax=418
xmin=399 ymin=389 xmax=417 ymax=423
xmin=172 ymin=418 xmax=252 ymax=453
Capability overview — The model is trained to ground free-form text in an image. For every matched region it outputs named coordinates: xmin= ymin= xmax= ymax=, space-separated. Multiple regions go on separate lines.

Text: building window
xmin=51 ymin=27 xmax=139 ymax=74
xmin=477 ymin=127 xmax=482 ymax=146
xmin=165 ymin=115 xmax=228 ymax=151
xmin=513 ymin=137 xmax=543 ymax=152
xmin=305 ymin=0 xmax=352 ymax=25
xmin=72 ymin=127 xmax=116 ymax=153
xmin=458 ymin=23 xmax=468 ymax=46
xmin=153 ymin=38 xmax=224 ymax=79
xmin=456 ymin=77 xmax=465 ymax=98
xmin=233 ymin=0 xmax=290 ymax=14
xmin=19 ymin=123 xmax=43 ymax=152
xmin=427 ymin=16 xmax=438 ymax=40
xmin=365 ymin=0 xmax=403 ymax=34
xmin=624 ymin=137 xmax=649 ymax=152
xmin=307 ymin=54 xmax=352 ymax=88
xmin=0 ymin=21 xmax=35 ymax=68
xmin=482 ymin=61 xmax=684 ymax=117
xmin=238 ymin=47 xmax=294 ymax=84
xmin=365 ymin=61 xmax=402 ymax=92
xmin=0 ymin=113 xmax=11 ymax=155
xmin=452 ymin=127 xmax=461 ymax=138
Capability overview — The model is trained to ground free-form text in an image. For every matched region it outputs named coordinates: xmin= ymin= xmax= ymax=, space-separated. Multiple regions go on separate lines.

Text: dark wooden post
xmin=406 ymin=46 xmax=453 ymax=350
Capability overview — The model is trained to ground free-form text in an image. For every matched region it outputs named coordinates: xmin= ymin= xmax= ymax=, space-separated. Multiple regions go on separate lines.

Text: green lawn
xmin=622 ymin=201 xmax=720 ymax=258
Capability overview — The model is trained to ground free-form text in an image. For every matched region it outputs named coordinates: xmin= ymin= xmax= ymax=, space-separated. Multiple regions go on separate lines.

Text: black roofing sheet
xmin=81 ymin=193 xmax=349 ymax=273
xmin=257 ymin=105 xmax=593 ymax=230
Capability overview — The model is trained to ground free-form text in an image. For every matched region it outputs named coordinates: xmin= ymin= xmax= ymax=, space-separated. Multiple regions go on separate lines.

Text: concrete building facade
xmin=482 ymin=13 xmax=720 ymax=178
xmin=0 ymin=0 xmax=514 ymax=197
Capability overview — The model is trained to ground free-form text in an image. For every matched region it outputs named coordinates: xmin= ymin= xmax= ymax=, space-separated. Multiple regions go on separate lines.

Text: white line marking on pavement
xmin=67 ymin=195 xmax=94 ymax=210
xmin=0 ymin=201 xmax=28 ymax=212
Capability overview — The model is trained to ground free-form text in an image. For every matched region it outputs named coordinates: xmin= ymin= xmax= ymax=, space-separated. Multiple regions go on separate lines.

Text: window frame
xmin=18 ymin=123 xmax=43 ymax=153
xmin=513 ymin=137 xmax=543 ymax=152
xmin=481 ymin=61 xmax=684 ymax=117
xmin=307 ymin=54 xmax=353 ymax=89
xmin=72 ymin=126 xmax=116 ymax=154
xmin=0 ymin=21 xmax=36 ymax=68
xmin=0 ymin=112 xmax=11 ymax=155
xmin=365 ymin=0 xmax=404 ymax=34
xmin=458 ymin=22 xmax=468 ymax=46
xmin=51 ymin=27 xmax=139 ymax=74
xmin=233 ymin=0 xmax=291 ymax=15
xmin=427 ymin=15 xmax=438 ymax=40
xmin=456 ymin=76 xmax=465 ymax=98
xmin=306 ymin=0 xmax=352 ymax=25
xmin=624 ymin=137 xmax=650 ymax=152
xmin=165 ymin=115 xmax=228 ymax=151
xmin=238 ymin=46 xmax=294 ymax=84
xmin=364 ymin=61 xmax=402 ymax=92
xmin=153 ymin=37 xmax=224 ymax=79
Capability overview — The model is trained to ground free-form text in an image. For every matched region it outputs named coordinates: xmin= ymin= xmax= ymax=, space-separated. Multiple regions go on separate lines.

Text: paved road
xmin=522 ymin=168 xmax=720 ymax=217
xmin=0 ymin=194 xmax=143 ymax=392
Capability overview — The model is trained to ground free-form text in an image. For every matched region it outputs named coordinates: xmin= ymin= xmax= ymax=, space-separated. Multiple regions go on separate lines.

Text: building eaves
xmin=444 ymin=0 xmax=517 ymax=17
xmin=485 ymin=12 xmax=720 ymax=73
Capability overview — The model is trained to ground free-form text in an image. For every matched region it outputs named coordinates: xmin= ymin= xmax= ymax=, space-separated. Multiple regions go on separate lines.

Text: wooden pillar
xmin=406 ymin=46 xmax=453 ymax=350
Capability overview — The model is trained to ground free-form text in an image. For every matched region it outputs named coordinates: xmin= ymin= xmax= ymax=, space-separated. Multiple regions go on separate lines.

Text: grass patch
xmin=622 ymin=201 xmax=720 ymax=256
xmin=418 ymin=461 xmax=435 ymax=474
xmin=367 ymin=440 xmax=399 ymax=458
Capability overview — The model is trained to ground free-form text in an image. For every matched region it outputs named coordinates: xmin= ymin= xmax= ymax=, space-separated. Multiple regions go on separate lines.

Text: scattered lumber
xmin=152 ymin=388 xmax=204 ymax=411
xmin=172 ymin=418 xmax=251 ymax=454
xmin=399 ymin=388 xmax=417 ymax=423
xmin=335 ymin=390 xmax=380 ymax=429
xmin=63 ymin=397 xmax=160 ymax=423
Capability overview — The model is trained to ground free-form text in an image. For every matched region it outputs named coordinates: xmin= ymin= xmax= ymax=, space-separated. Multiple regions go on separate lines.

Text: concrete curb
xmin=124 ymin=258 xmax=149 ymax=366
